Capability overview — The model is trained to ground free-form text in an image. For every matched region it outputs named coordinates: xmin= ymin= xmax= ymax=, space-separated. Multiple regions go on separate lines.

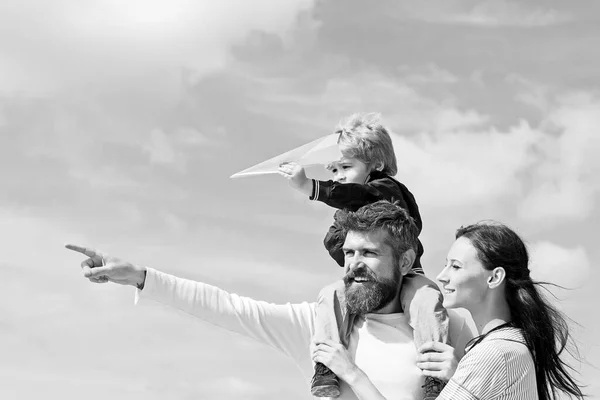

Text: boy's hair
xmin=336 ymin=200 xmax=418 ymax=264
xmin=334 ymin=113 xmax=398 ymax=176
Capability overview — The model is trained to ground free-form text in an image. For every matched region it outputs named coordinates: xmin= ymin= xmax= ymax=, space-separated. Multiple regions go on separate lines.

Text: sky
xmin=0 ymin=0 xmax=599 ymax=398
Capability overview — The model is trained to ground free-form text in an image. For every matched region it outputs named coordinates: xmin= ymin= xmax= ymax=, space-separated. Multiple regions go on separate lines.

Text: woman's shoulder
xmin=447 ymin=328 xmax=537 ymax=399
xmin=470 ymin=328 xmax=533 ymax=365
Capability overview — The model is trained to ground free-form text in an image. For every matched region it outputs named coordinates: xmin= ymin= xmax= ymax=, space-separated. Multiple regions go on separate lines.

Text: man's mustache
xmin=344 ymin=266 xmax=376 ymax=284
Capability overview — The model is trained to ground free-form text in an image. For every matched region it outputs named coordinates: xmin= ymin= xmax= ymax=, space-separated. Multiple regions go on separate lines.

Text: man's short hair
xmin=336 ymin=200 xmax=418 ymax=262
xmin=335 ymin=113 xmax=398 ymax=176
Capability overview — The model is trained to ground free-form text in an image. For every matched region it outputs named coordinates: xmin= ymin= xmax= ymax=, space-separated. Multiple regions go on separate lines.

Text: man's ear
xmin=487 ymin=267 xmax=506 ymax=289
xmin=399 ymin=249 xmax=416 ymax=276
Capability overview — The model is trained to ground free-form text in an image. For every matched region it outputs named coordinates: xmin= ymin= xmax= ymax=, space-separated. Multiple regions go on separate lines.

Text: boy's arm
xmin=323 ymin=210 xmax=346 ymax=267
xmin=311 ymin=179 xmax=401 ymax=211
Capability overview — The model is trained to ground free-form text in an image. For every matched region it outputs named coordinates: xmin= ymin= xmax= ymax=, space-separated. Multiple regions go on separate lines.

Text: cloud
xmin=242 ymin=69 xmax=488 ymax=136
xmin=412 ymin=0 xmax=571 ymax=27
xmin=402 ymin=63 xmax=458 ymax=85
xmin=518 ymin=92 xmax=600 ymax=223
xmin=507 ymin=74 xmax=552 ymax=111
xmin=393 ymin=118 xmax=540 ymax=209
xmin=528 ymin=241 xmax=590 ymax=289
xmin=143 ymin=129 xmax=180 ymax=168
xmin=0 ymin=0 xmax=317 ymax=94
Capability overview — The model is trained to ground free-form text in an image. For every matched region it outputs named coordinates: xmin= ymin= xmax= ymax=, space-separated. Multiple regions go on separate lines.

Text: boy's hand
xmin=278 ymin=162 xmax=313 ymax=196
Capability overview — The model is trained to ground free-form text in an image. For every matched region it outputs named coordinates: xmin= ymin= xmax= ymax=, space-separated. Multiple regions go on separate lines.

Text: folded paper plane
xmin=230 ymin=133 xmax=342 ymax=178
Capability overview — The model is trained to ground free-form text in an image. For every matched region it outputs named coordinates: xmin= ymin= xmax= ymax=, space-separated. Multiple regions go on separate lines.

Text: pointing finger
xmin=65 ymin=244 xmax=102 ymax=258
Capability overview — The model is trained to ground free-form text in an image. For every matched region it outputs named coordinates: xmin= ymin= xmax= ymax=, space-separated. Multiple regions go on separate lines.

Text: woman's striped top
xmin=438 ymin=327 xmax=538 ymax=400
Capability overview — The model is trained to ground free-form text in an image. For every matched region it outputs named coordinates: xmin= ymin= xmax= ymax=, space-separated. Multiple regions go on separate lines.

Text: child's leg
xmin=400 ymin=273 xmax=449 ymax=349
xmin=312 ymin=280 xmax=354 ymax=398
xmin=401 ymin=273 xmax=449 ymax=399
xmin=314 ymin=280 xmax=355 ymax=348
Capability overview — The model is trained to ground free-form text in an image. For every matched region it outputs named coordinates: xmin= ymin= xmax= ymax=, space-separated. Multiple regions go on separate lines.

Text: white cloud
xmin=143 ymin=129 xmax=181 ymax=168
xmin=245 ymin=70 xmax=489 ymax=135
xmin=507 ymin=74 xmax=552 ymax=111
xmin=403 ymin=64 xmax=458 ymax=85
xmin=528 ymin=241 xmax=590 ymax=289
xmin=142 ymin=127 xmax=223 ymax=170
xmin=0 ymin=0 xmax=316 ymax=94
xmin=518 ymin=93 xmax=600 ymax=223
xmin=393 ymin=119 xmax=540 ymax=208
xmin=412 ymin=0 xmax=570 ymax=27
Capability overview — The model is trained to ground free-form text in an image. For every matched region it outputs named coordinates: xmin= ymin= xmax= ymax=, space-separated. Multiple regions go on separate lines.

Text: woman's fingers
xmin=418 ymin=341 xmax=453 ymax=354
xmin=416 ymin=351 xmax=447 ymax=363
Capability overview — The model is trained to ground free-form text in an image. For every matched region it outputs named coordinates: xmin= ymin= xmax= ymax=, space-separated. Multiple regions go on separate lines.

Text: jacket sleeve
xmin=323 ymin=210 xmax=346 ymax=267
xmin=310 ymin=179 xmax=400 ymax=212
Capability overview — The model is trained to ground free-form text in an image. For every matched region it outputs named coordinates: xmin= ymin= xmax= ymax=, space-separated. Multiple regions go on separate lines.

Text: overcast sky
xmin=1 ymin=1 xmax=599 ymax=399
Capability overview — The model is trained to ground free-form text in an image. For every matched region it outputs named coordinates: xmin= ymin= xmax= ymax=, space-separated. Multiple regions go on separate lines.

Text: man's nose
xmin=346 ymin=258 xmax=366 ymax=272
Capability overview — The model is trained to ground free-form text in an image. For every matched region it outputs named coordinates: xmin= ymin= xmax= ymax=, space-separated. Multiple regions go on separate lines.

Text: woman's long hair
xmin=456 ymin=221 xmax=585 ymax=400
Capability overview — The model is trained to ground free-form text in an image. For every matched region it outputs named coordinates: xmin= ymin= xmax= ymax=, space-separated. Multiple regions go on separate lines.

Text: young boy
xmin=278 ymin=113 xmax=449 ymax=400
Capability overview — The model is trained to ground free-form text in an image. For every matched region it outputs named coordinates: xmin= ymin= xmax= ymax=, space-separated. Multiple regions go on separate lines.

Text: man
xmin=67 ymin=201 xmax=473 ymax=399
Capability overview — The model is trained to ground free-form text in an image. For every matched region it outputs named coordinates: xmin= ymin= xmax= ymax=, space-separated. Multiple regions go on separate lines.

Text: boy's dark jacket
xmin=310 ymin=170 xmax=424 ymax=272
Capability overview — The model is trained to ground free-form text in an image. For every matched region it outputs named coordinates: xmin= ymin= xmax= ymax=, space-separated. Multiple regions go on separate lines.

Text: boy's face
xmin=328 ymin=157 xmax=371 ymax=184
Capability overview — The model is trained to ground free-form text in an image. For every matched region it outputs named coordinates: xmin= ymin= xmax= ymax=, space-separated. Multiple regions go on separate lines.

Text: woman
xmin=313 ymin=221 xmax=585 ymax=400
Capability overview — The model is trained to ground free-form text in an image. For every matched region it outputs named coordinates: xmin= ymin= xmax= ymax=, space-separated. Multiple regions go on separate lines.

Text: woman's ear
xmin=487 ymin=267 xmax=506 ymax=289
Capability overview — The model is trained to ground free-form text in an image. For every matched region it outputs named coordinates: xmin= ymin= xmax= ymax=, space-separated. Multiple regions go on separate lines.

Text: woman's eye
xmin=451 ymin=264 xmax=460 ymax=270
xmin=331 ymin=169 xmax=337 ymax=173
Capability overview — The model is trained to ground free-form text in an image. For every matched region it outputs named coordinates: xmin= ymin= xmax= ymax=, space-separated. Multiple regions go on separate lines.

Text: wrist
xmin=301 ymin=178 xmax=313 ymax=197
xmin=341 ymin=365 xmax=362 ymax=386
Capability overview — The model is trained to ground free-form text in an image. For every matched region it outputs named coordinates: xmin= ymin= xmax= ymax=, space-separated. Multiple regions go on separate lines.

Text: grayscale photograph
xmin=0 ymin=1 xmax=597 ymax=399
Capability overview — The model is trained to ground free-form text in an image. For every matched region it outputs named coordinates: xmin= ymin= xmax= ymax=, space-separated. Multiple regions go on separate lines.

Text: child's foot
xmin=311 ymin=362 xmax=340 ymax=397
xmin=422 ymin=376 xmax=445 ymax=400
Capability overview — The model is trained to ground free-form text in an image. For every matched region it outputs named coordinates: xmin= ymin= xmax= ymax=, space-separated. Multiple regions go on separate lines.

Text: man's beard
xmin=343 ymin=265 xmax=401 ymax=315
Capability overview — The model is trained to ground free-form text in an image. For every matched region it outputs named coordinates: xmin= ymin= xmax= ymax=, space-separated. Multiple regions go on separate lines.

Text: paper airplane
xmin=230 ymin=133 xmax=342 ymax=178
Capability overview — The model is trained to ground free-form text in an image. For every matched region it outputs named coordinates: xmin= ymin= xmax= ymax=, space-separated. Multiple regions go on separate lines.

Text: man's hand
xmin=277 ymin=162 xmax=313 ymax=196
xmin=312 ymin=339 xmax=360 ymax=384
xmin=65 ymin=244 xmax=146 ymax=288
xmin=416 ymin=341 xmax=459 ymax=382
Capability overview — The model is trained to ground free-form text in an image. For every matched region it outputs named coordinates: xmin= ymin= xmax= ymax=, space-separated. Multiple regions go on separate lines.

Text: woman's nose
xmin=436 ymin=267 xmax=448 ymax=283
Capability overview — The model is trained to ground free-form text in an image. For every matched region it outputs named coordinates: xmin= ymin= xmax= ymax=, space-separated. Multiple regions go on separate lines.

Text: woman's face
xmin=437 ymin=237 xmax=491 ymax=310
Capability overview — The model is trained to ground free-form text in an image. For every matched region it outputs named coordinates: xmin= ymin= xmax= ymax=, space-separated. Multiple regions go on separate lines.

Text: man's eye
xmin=331 ymin=169 xmax=337 ymax=173
xmin=451 ymin=264 xmax=460 ymax=270
xmin=342 ymin=165 xmax=351 ymax=170
xmin=344 ymin=250 xmax=353 ymax=256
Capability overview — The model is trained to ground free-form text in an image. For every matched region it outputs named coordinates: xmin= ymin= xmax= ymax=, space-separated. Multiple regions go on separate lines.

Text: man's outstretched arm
xmin=65 ymin=244 xmax=315 ymax=363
